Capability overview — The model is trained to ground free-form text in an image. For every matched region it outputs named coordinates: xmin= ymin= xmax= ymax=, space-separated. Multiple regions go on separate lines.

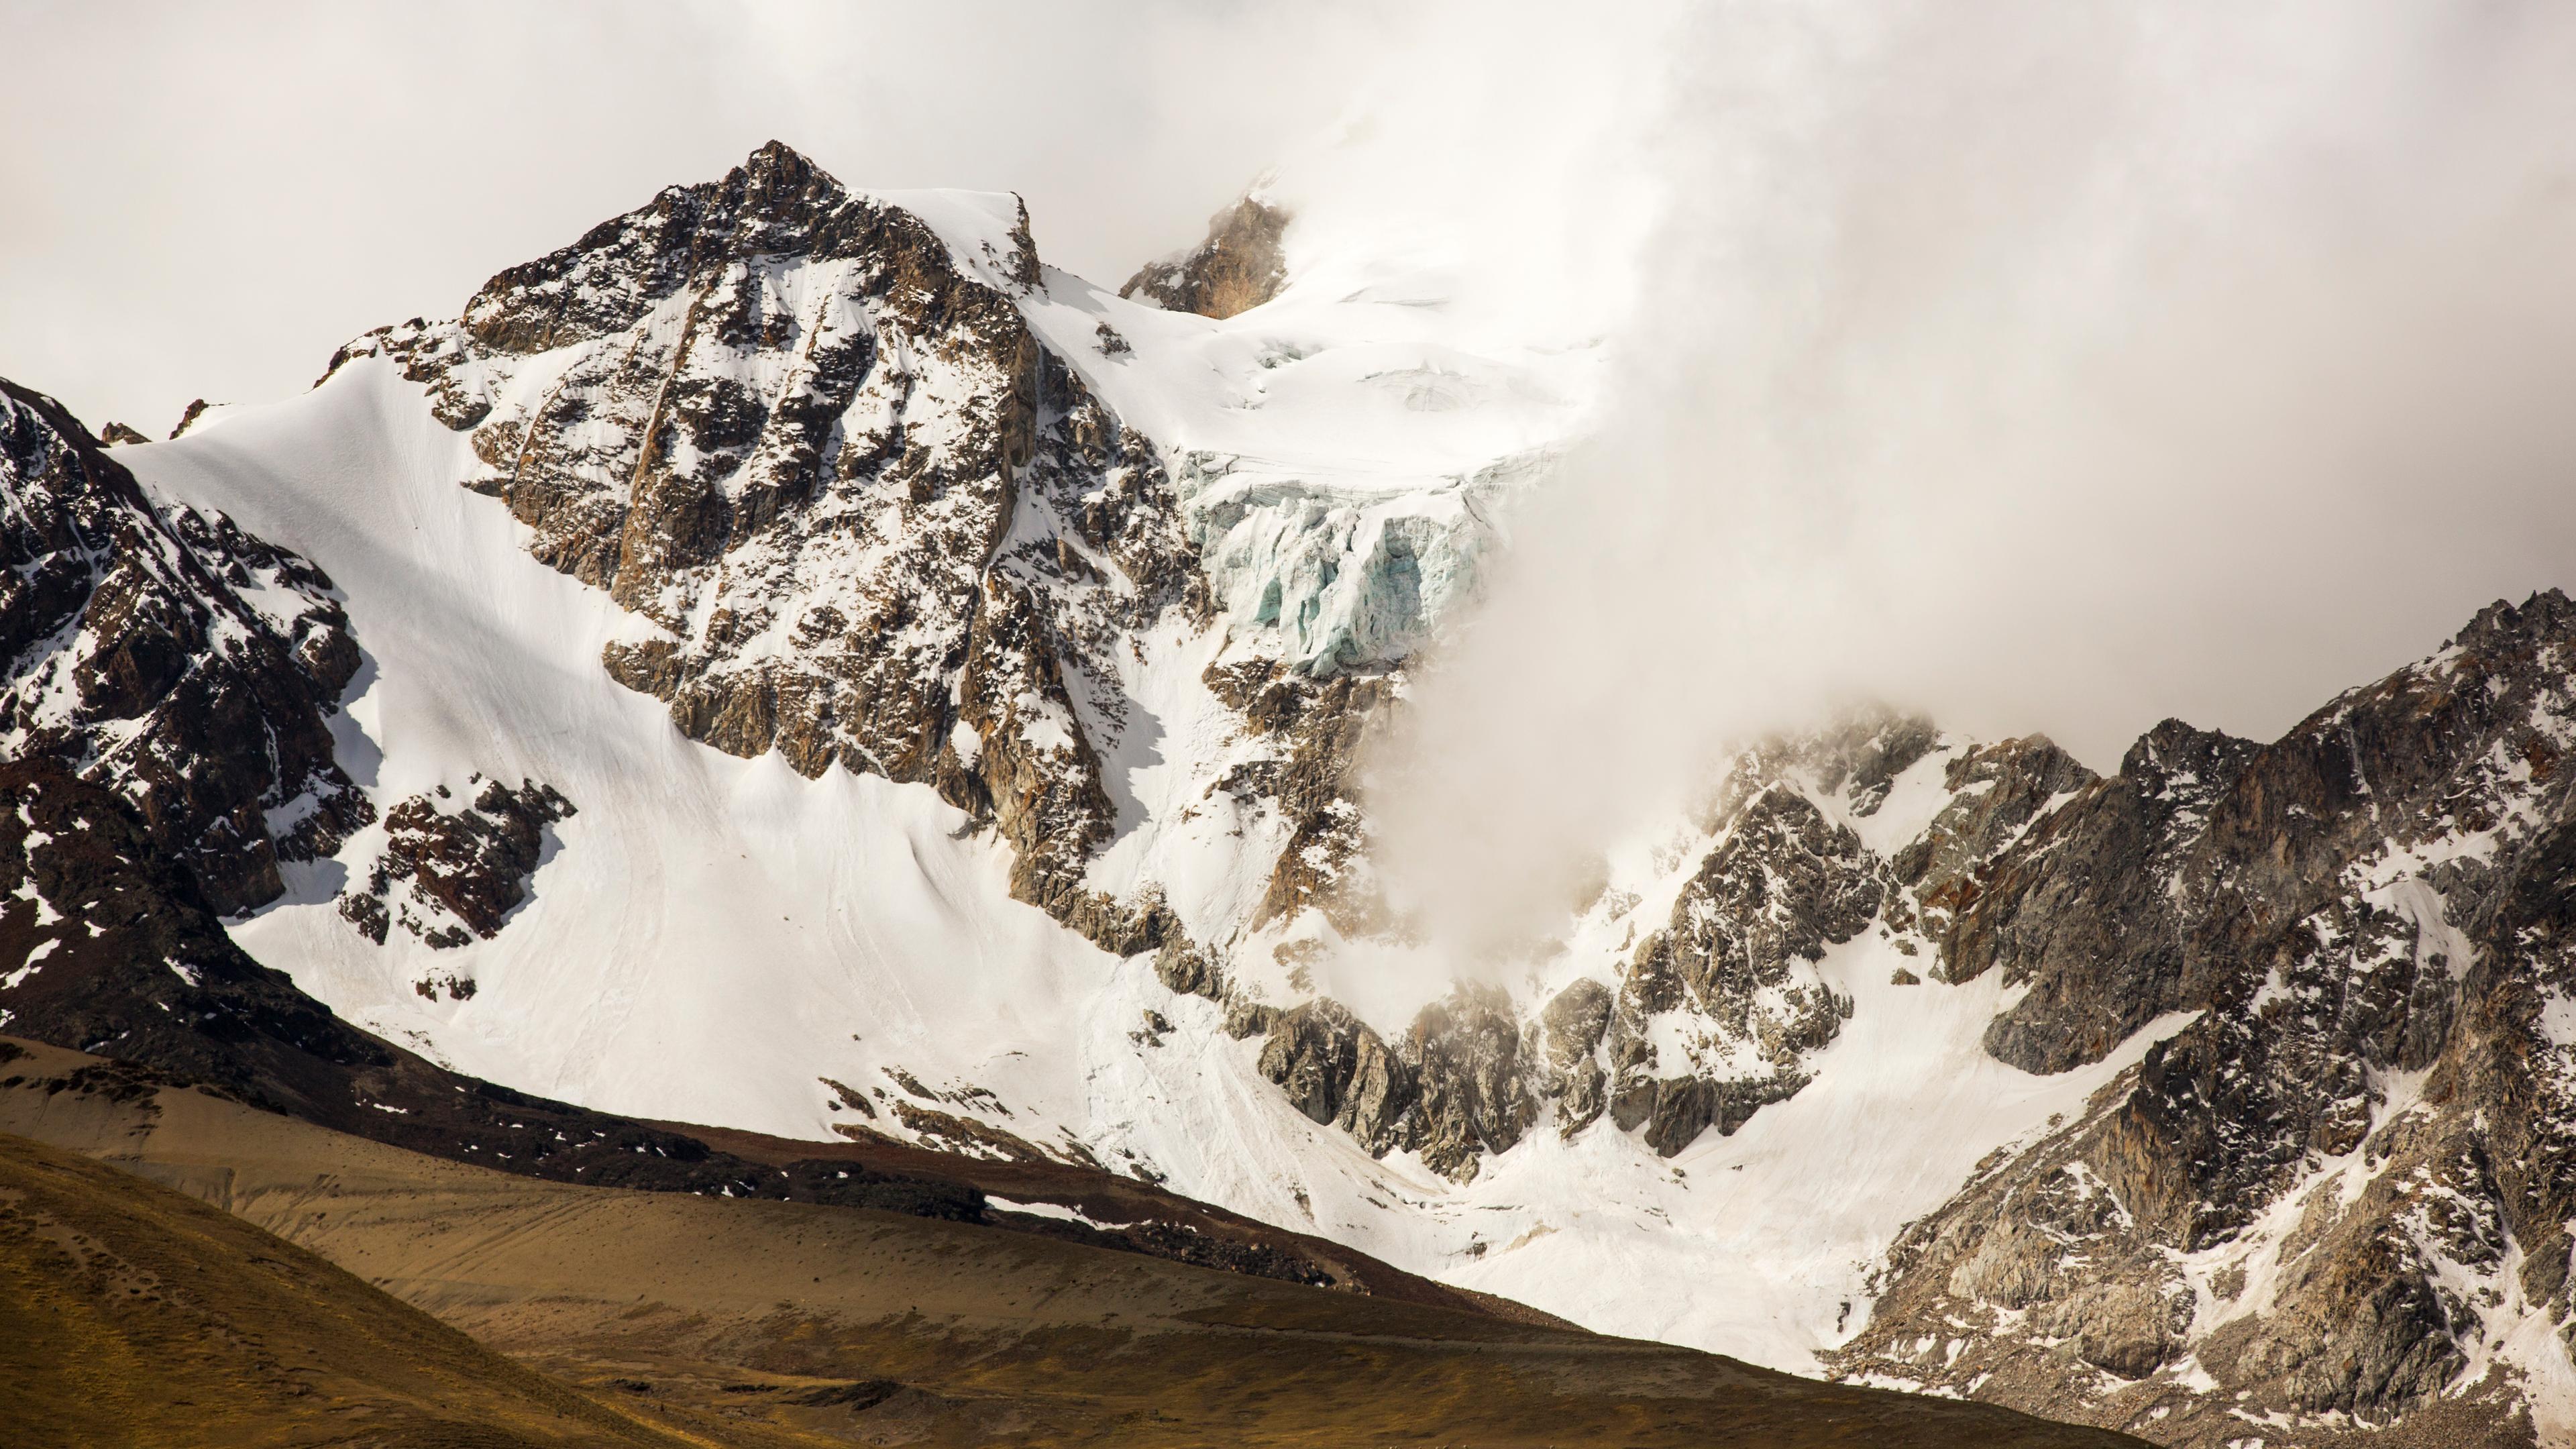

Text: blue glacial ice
xmin=1174 ymin=448 xmax=1553 ymax=674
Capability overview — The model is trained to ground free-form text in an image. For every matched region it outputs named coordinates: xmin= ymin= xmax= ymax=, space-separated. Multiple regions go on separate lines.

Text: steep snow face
xmin=129 ymin=333 xmax=2133 ymax=1379
xmin=131 ymin=358 xmax=1132 ymax=1143
xmin=109 ymin=147 xmax=2576 ymax=1449
xmin=955 ymin=195 xmax=1600 ymax=676
xmin=103 ymin=150 xmax=1613 ymax=1179
xmin=319 ymin=148 xmax=1597 ymax=971
xmin=111 ymin=153 xmax=2100 ymax=1383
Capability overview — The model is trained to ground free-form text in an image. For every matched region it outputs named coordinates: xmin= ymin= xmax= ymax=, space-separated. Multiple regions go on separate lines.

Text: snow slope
xmin=134 ymin=360 xmax=1127 ymax=1140
xmin=898 ymin=186 xmax=1597 ymax=674
xmin=115 ymin=183 xmax=2173 ymax=1379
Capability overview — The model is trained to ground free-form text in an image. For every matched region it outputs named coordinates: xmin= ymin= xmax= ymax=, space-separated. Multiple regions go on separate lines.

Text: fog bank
xmin=1368 ymin=1 xmax=2576 ymax=961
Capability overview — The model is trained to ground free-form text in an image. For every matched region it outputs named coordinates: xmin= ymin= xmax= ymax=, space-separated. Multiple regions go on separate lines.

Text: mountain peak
xmin=450 ymin=140 xmax=879 ymax=358
xmin=2449 ymin=586 xmax=2576 ymax=653
xmin=744 ymin=136 xmax=818 ymax=173
xmin=727 ymin=137 xmax=845 ymax=212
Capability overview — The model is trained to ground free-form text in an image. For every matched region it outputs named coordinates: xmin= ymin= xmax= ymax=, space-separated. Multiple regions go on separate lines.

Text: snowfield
xmin=122 ymin=184 xmax=2182 ymax=1377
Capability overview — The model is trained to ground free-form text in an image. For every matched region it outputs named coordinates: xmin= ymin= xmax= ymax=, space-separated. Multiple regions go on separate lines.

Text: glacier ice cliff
xmin=1175 ymin=447 xmax=1551 ymax=674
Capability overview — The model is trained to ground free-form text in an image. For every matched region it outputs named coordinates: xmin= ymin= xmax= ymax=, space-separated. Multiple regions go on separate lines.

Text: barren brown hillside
xmin=0 ymin=1036 xmax=2142 ymax=1448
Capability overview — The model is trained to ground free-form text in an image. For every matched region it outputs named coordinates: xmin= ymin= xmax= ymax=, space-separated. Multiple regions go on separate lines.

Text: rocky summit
xmin=3 ymin=143 xmax=2573 ymax=1448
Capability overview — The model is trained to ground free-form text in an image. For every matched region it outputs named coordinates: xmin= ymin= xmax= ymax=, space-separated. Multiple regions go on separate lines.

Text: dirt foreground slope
xmin=0 ymin=1127 xmax=695 ymax=1449
xmin=0 ymin=1038 xmax=2144 ymax=1448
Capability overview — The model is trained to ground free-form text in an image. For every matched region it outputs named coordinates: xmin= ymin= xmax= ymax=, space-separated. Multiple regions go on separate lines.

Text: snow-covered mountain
xmin=9 ymin=142 xmax=2576 ymax=1448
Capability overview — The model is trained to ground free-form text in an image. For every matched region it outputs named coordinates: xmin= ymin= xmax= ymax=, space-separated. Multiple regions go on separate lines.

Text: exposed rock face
xmin=1205 ymin=658 xmax=1397 ymax=935
xmin=167 ymin=399 xmax=217 ymax=439
xmin=1232 ymin=712 xmax=2000 ymax=1180
xmin=1235 ymin=710 xmax=1973 ymax=1176
xmin=338 ymin=777 xmax=573 ymax=953
xmin=1120 ymin=195 xmax=1289 ymax=320
xmin=1536 ymin=978 xmax=1613 ymax=1136
xmin=1939 ymin=722 xmax=2252 ymax=1071
xmin=0 ymin=758 xmax=358 ymax=1073
xmin=1611 ymin=1069 xmax=1811 ymax=1159
xmin=0 ymin=379 xmax=368 ymax=914
xmin=1629 ymin=785 xmax=1876 ymax=1032
xmin=1890 ymin=735 xmax=2098 ymax=942
xmin=1563 ymin=715 xmax=1942 ymax=1159
xmin=1258 ymin=999 xmax=1417 ymax=1155
xmin=1403 ymin=987 xmax=1536 ymax=1182
xmin=1152 ymin=932 xmax=1223 ymax=1000
xmin=1251 ymin=987 xmax=1538 ymax=1184
xmin=331 ymin=142 xmax=1204 ymax=941
xmin=1833 ymin=592 xmax=2576 ymax=1448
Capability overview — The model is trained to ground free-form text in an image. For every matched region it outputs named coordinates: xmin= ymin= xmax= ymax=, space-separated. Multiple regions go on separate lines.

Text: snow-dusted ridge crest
xmin=33 ymin=142 xmax=2576 ymax=1447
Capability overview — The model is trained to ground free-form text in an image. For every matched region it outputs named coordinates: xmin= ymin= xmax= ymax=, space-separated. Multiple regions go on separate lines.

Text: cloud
xmin=1256 ymin=0 xmax=1686 ymax=351
xmin=1366 ymin=0 xmax=2576 ymax=961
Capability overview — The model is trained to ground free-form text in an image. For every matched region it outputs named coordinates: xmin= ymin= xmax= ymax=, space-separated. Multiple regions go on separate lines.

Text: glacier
xmin=1175 ymin=447 xmax=1547 ymax=673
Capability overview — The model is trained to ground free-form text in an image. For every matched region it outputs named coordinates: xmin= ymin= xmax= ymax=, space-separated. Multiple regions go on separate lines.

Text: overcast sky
xmin=13 ymin=1 xmax=2576 ymax=930
xmin=0 ymin=1 xmax=1366 ymax=433
xmin=1360 ymin=0 xmax=2576 ymax=953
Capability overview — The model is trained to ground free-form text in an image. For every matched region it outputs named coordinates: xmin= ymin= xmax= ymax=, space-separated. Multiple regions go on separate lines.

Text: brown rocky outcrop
xmin=1120 ymin=195 xmax=1291 ymax=320
xmin=1253 ymin=987 xmax=1548 ymax=1183
xmin=0 ymin=378 xmax=369 ymax=914
xmin=1403 ymin=987 xmax=1535 ymax=1182
xmin=1536 ymin=977 xmax=1614 ymax=1136
xmin=1629 ymin=784 xmax=1880 ymax=1021
xmin=337 ymin=777 xmax=574 ymax=955
xmin=1940 ymin=720 xmax=2255 ymax=1073
xmin=1599 ymin=724 xmax=1902 ymax=1157
xmin=166 ymin=399 xmax=215 ymax=439
xmin=333 ymin=144 xmax=1206 ymax=949
xmin=1256 ymin=999 xmax=1415 ymax=1154
xmin=1834 ymin=592 xmax=2576 ymax=1448
xmin=1234 ymin=711 xmax=1967 ymax=1175
xmin=1205 ymin=658 xmax=1399 ymax=935
xmin=1890 ymin=734 xmax=2096 ymax=934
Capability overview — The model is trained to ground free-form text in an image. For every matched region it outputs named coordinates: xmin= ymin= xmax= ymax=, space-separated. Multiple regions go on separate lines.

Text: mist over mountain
xmin=6 ymin=7 xmax=2576 ymax=1446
